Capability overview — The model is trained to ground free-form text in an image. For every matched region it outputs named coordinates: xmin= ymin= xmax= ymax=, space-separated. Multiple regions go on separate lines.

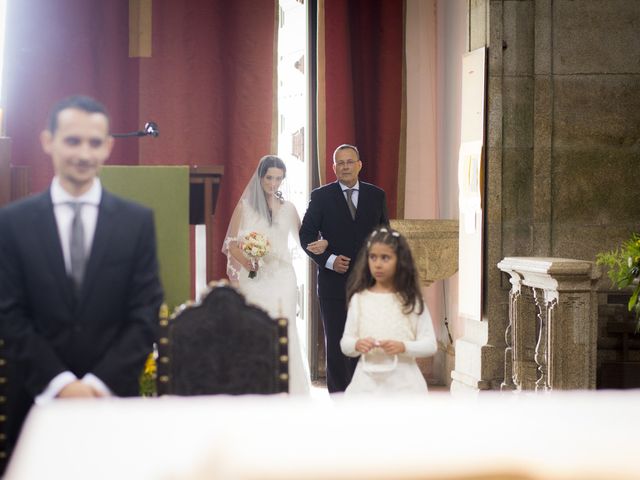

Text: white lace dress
xmin=340 ymin=290 xmax=437 ymax=395
xmin=225 ymin=199 xmax=311 ymax=395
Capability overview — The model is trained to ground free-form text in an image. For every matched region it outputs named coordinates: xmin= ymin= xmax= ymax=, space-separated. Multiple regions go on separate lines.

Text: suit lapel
xmin=78 ymin=191 xmax=117 ymax=307
xmin=35 ymin=191 xmax=75 ymax=308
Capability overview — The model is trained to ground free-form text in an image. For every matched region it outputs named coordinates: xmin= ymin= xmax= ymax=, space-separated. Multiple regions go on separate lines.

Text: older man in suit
xmin=300 ymin=144 xmax=388 ymax=393
xmin=0 ymin=96 xmax=163 ymax=459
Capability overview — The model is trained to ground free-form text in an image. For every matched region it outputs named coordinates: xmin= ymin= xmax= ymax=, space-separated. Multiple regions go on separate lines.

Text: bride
xmin=223 ymin=155 xmax=327 ymax=394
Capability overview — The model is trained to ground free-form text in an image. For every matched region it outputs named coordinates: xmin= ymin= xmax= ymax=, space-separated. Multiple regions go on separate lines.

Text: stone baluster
xmin=532 ymin=288 xmax=556 ymax=392
xmin=497 ymin=257 xmax=599 ymax=390
xmin=500 ymin=275 xmax=520 ymax=391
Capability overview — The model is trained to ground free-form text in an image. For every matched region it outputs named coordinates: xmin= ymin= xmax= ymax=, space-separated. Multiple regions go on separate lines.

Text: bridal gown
xmin=233 ymin=200 xmax=311 ymax=395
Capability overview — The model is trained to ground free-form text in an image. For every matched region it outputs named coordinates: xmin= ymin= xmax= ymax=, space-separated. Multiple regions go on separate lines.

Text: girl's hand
xmin=378 ymin=340 xmax=406 ymax=355
xmin=355 ymin=337 xmax=376 ymax=354
xmin=307 ymin=239 xmax=328 ymax=255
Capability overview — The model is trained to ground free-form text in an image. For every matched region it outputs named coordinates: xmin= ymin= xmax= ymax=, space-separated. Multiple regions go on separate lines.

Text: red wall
xmin=4 ymin=0 xmax=276 ymax=281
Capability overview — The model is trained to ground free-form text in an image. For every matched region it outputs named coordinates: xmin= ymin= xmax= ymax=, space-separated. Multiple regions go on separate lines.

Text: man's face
xmin=332 ymin=147 xmax=362 ymax=188
xmin=41 ymin=108 xmax=113 ymax=195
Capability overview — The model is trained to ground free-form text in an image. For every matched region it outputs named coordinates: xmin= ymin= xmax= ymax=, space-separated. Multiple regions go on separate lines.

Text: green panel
xmin=100 ymin=166 xmax=190 ymax=310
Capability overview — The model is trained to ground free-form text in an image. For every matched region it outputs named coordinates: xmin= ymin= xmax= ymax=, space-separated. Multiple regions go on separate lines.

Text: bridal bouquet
xmin=241 ymin=231 xmax=270 ymax=278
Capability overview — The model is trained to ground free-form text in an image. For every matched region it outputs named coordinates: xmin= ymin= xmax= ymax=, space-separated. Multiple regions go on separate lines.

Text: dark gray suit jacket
xmin=300 ymin=181 xmax=388 ymax=299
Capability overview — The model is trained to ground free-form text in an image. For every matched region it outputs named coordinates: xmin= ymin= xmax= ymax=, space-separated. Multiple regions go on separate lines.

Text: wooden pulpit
xmin=0 ymin=137 xmax=30 ymax=209
xmin=0 ymin=137 xmax=11 ymax=207
xmin=189 ymin=165 xmax=224 ymax=283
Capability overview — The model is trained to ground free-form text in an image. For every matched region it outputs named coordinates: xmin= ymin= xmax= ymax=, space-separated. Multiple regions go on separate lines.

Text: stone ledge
xmin=390 ymin=219 xmax=459 ymax=286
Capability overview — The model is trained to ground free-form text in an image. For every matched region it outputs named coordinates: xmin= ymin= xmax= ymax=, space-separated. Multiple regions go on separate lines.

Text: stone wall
xmin=452 ymin=0 xmax=640 ymax=393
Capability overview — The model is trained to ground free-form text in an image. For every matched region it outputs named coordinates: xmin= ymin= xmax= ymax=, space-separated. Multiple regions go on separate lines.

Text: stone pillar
xmin=450 ymin=0 xmax=640 ymax=395
xmin=497 ymin=257 xmax=600 ymax=390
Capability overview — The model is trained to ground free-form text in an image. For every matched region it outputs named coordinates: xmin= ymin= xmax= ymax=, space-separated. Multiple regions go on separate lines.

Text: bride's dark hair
xmin=243 ymin=155 xmax=287 ymax=225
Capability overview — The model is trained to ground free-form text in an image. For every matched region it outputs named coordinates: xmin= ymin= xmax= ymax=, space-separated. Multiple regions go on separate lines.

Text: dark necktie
xmin=69 ymin=202 xmax=86 ymax=290
xmin=345 ymin=189 xmax=357 ymax=220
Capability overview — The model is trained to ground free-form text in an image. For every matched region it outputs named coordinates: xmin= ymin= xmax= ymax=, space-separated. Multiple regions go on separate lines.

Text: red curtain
xmin=322 ymin=0 xmax=404 ymax=218
xmin=3 ymin=0 xmax=276 ymax=282
xmin=137 ymin=1 xmax=276 ymax=281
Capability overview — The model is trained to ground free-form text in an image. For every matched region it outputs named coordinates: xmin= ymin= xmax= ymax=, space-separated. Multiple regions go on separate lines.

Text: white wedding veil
xmin=222 ymin=155 xmax=289 ymax=282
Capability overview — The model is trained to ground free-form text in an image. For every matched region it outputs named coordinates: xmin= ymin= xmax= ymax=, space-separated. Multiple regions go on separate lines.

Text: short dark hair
xmin=47 ymin=95 xmax=110 ymax=133
xmin=257 ymin=155 xmax=287 ymax=179
xmin=347 ymin=226 xmax=424 ymax=315
xmin=333 ymin=144 xmax=360 ymax=163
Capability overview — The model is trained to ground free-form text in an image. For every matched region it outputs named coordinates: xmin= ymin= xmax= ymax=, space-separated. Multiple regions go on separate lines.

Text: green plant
xmin=596 ymin=233 xmax=640 ymax=328
xmin=139 ymin=303 xmax=169 ymax=397
xmin=139 ymin=352 xmax=157 ymax=397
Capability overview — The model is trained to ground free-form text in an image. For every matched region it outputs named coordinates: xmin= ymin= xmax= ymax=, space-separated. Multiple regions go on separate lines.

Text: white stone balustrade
xmin=497 ymin=257 xmax=600 ymax=391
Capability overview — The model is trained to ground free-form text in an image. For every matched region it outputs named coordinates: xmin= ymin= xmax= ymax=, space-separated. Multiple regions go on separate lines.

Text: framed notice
xmin=458 ymin=47 xmax=486 ymax=323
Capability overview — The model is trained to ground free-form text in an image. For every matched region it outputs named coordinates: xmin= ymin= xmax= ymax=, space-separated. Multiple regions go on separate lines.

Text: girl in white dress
xmin=222 ymin=155 xmax=327 ymax=395
xmin=340 ymin=227 xmax=437 ymax=394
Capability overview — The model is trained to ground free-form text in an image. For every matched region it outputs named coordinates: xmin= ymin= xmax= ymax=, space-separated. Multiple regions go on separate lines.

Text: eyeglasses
xmin=334 ymin=160 xmax=359 ymax=168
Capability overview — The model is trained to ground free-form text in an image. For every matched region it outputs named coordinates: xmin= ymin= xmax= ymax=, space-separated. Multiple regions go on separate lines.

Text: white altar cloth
xmin=5 ymin=391 xmax=639 ymax=479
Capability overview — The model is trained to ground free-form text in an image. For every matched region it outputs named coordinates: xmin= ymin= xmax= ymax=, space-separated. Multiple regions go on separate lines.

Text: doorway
xmin=276 ymin=0 xmax=311 ymax=364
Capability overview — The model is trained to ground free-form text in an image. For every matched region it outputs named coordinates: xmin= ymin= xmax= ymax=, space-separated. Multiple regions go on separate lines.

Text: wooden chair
xmin=156 ymin=283 xmax=289 ymax=396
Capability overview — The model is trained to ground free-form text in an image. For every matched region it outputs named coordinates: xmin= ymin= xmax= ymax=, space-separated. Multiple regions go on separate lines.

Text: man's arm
xmin=379 ymin=190 xmax=390 ymax=226
xmin=299 ymin=190 xmax=332 ymax=267
xmin=0 ymin=208 xmax=71 ymax=397
xmin=90 ymin=209 xmax=163 ymax=395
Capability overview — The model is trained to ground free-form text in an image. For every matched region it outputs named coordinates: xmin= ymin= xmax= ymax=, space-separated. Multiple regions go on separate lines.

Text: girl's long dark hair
xmin=346 ymin=226 xmax=424 ymax=315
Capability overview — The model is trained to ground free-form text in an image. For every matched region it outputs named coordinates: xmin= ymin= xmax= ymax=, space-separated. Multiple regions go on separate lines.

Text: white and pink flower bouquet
xmin=241 ymin=231 xmax=270 ymax=278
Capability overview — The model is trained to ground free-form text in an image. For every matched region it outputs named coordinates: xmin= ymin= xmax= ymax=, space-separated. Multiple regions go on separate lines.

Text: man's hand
xmin=57 ymin=380 xmax=99 ymax=398
xmin=333 ymin=255 xmax=351 ymax=273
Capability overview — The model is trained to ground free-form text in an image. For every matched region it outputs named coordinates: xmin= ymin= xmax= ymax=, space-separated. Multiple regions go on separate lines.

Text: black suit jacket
xmin=300 ymin=181 xmax=388 ymax=299
xmin=0 ymin=189 xmax=163 ymax=407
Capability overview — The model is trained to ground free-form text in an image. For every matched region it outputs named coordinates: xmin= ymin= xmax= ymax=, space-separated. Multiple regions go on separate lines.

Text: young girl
xmin=340 ymin=227 xmax=437 ymax=394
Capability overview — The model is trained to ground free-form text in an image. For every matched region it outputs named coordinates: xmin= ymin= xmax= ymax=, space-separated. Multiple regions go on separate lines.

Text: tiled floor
xmin=309 ymin=380 xmax=450 ymax=398
xmin=429 ymin=384 xmax=451 ymax=393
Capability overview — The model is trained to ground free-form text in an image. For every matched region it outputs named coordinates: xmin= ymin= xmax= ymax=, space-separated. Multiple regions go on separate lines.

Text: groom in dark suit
xmin=300 ymin=144 xmax=388 ymax=392
xmin=0 ymin=96 xmax=163 ymax=458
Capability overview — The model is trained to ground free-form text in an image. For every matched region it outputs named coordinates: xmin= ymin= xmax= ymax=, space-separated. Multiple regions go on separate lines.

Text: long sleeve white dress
xmin=223 ymin=199 xmax=311 ymax=395
xmin=340 ymin=290 xmax=437 ymax=395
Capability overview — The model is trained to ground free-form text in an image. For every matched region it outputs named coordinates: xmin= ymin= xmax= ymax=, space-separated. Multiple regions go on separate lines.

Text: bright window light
xmin=0 ymin=0 xmax=7 ymax=103
xmin=277 ymin=0 xmax=309 ymax=356
xmin=0 ymin=0 xmax=7 ymax=134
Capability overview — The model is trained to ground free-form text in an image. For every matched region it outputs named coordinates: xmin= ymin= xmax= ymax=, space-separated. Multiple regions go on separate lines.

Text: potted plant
xmin=596 ymin=233 xmax=640 ymax=329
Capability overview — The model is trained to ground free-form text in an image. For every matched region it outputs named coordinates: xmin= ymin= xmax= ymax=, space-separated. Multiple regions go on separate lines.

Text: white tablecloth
xmin=6 ymin=391 xmax=639 ymax=479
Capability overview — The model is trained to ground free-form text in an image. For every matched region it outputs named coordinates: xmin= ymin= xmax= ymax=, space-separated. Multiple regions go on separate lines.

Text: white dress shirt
xmin=326 ymin=181 xmax=360 ymax=271
xmin=50 ymin=176 xmax=101 ymax=274
xmin=36 ymin=177 xmax=112 ymax=404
